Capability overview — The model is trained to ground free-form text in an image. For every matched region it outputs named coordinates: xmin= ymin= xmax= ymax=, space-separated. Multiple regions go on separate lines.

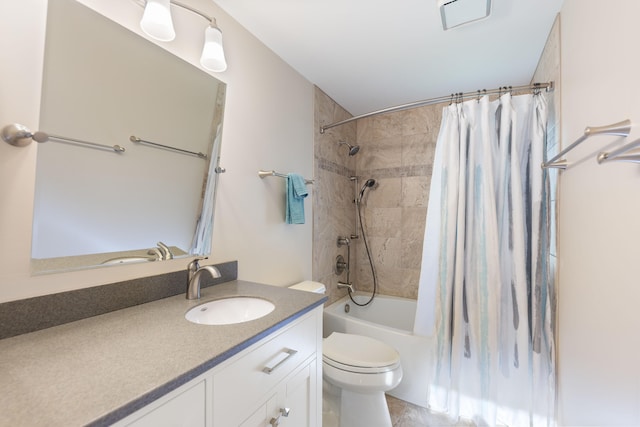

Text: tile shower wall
xmin=314 ymin=89 xmax=358 ymax=305
xmin=354 ymin=106 xmax=441 ymax=298
xmin=531 ymin=14 xmax=560 ymax=339
xmin=313 ymin=87 xmax=442 ymax=302
xmin=313 ymin=58 xmax=558 ymax=303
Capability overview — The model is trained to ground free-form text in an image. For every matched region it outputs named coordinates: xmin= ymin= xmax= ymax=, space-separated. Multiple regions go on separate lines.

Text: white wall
xmin=558 ymin=0 xmax=640 ymax=424
xmin=0 ymin=0 xmax=313 ymax=303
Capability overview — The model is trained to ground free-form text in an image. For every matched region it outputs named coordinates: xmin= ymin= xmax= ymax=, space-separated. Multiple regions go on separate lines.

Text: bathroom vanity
xmin=118 ymin=307 xmax=320 ymax=427
xmin=0 ymin=280 xmax=325 ymax=426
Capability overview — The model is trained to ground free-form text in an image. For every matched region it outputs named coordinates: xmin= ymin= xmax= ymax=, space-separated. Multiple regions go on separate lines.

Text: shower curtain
xmin=190 ymin=122 xmax=224 ymax=255
xmin=413 ymin=93 xmax=555 ymax=426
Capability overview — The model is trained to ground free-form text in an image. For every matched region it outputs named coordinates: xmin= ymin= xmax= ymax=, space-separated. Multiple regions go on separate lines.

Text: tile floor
xmin=387 ymin=395 xmax=474 ymax=427
xmin=323 ymin=391 xmax=474 ymax=426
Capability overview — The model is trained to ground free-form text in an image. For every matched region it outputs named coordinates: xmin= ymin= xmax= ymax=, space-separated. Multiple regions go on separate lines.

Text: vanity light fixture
xmin=140 ymin=0 xmax=175 ymax=41
xmin=437 ymin=0 xmax=492 ymax=31
xmin=140 ymin=0 xmax=227 ymax=72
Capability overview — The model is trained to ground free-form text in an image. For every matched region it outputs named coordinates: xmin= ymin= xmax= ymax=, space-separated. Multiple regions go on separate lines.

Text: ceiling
xmin=212 ymin=0 xmax=564 ymax=116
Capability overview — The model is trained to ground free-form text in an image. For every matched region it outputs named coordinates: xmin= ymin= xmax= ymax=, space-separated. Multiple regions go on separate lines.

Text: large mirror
xmin=31 ymin=0 xmax=226 ymax=274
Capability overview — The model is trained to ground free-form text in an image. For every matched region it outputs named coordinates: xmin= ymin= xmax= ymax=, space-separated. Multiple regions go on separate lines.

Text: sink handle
xmin=187 ymin=257 xmax=208 ymax=279
xmin=262 ymin=348 xmax=297 ymax=374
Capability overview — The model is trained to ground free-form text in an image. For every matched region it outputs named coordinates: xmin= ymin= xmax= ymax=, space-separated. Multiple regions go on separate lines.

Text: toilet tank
xmin=289 ymin=281 xmax=326 ymax=294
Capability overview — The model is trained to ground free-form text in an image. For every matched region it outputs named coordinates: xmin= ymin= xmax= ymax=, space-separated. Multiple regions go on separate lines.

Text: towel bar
xmin=258 ymin=170 xmax=313 ymax=185
xmin=2 ymin=123 xmax=125 ymax=153
xmin=597 ymin=137 xmax=640 ymax=164
xmin=542 ymin=119 xmax=632 ymax=169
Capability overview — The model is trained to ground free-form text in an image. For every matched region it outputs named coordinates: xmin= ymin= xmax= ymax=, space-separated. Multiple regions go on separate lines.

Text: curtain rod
xmin=319 ymin=81 xmax=554 ymax=134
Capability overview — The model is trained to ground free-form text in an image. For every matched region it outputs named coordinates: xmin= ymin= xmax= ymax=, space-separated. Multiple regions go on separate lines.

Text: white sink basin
xmin=185 ymin=297 xmax=275 ymax=325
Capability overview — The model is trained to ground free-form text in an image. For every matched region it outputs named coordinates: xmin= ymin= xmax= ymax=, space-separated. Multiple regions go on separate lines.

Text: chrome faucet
xmin=186 ymin=257 xmax=221 ymax=300
xmin=337 ymin=281 xmax=355 ymax=293
xmin=147 ymin=247 xmax=163 ymax=260
xmin=157 ymin=242 xmax=173 ymax=260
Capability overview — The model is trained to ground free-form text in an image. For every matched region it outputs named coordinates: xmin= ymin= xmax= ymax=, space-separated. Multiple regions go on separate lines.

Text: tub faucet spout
xmin=337 ymin=281 xmax=355 ymax=293
xmin=186 ymin=258 xmax=221 ymax=299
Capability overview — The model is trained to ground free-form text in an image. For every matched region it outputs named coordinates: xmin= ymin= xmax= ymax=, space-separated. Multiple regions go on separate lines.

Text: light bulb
xmin=140 ymin=0 xmax=175 ymax=42
xmin=200 ymin=25 xmax=227 ymax=72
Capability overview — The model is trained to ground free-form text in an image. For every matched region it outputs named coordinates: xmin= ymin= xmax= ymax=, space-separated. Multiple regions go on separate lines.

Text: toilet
xmin=289 ymin=281 xmax=403 ymax=427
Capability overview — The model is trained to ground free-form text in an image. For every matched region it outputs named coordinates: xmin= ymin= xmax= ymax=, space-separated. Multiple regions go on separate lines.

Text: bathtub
xmin=323 ymin=293 xmax=432 ymax=408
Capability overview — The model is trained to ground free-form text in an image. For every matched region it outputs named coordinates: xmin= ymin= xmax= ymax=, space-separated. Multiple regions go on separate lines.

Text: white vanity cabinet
xmin=122 ymin=380 xmax=208 ymax=427
xmin=116 ymin=307 xmax=322 ymax=427
xmin=234 ymin=360 xmax=316 ymax=427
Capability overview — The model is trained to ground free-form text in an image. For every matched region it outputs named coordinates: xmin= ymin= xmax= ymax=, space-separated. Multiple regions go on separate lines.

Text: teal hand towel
xmin=286 ymin=173 xmax=308 ymax=224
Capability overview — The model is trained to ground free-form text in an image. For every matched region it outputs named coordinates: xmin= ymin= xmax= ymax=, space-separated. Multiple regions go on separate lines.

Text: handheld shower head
xmin=358 ymin=178 xmax=376 ymax=202
xmin=338 ymin=141 xmax=360 ymax=156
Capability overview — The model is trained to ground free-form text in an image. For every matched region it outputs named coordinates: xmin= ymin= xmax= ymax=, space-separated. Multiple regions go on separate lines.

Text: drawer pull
xmin=269 ymin=408 xmax=291 ymax=426
xmin=262 ymin=348 xmax=298 ymax=374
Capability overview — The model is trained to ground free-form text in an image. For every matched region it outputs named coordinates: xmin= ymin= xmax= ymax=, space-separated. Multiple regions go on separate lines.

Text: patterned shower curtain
xmin=190 ymin=122 xmax=224 ymax=255
xmin=413 ymin=93 xmax=555 ymax=426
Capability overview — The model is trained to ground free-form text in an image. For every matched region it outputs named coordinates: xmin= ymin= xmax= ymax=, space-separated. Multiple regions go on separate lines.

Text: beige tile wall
xmin=313 ymin=89 xmax=357 ymax=305
xmin=314 ymin=87 xmax=443 ymax=302
xmin=354 ymin=106 xmax=442 ymax=299
xmin=313 ymin=17 xmax=559 ymax=306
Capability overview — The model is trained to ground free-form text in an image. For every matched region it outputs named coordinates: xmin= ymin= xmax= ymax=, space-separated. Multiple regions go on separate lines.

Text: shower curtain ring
xmin=533 ymin=84 xmax=541 ymax=96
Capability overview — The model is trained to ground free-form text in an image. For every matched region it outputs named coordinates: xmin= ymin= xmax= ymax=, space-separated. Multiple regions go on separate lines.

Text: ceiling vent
xmin=438 ymin=0 xmax=492 ymax=30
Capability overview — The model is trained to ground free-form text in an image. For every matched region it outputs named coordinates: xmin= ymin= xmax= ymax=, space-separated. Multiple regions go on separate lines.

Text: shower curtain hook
xmin=476 ymin=90 xmax=481 ymax=103
xmin=449 ymin=93 xmax=454 ymax=106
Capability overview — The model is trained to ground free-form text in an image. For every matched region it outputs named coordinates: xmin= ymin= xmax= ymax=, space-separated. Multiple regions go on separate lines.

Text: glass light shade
xmin=200 ymin=25 xmax=227 ymax=72
xmin=437 ymin=0 xmax=492 ymax=30
xmin=140 ymin=0 xmax=175 ymax=42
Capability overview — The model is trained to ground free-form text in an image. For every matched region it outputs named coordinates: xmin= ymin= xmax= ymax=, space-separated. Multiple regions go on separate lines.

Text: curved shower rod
xmin=319 ymin=82 xmax=554 ymax=134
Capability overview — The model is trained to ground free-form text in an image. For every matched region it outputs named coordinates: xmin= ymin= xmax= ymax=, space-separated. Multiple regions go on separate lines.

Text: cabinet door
xmin=283 ymin=360 xmax=316 ymax=427
xmin=213 ymin=314 xmax=317 ymax=426
xmin=239 ymin=393 xmax=278 ymax=427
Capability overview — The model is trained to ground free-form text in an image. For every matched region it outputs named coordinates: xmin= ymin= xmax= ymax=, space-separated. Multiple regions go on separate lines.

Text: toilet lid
xmin=323 ymin=332 xmax=400 ymax=369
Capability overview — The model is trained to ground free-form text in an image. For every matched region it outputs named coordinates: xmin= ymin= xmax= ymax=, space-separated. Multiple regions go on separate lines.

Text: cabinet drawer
xmin=213 ymin=313 xmax=317 ymax=426
xmin=124 ymin=380 xmax=206 ymax=427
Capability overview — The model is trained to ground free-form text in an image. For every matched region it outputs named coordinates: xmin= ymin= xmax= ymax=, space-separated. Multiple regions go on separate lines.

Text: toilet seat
xmin=323 ymin=332 xmax=400 ymax=374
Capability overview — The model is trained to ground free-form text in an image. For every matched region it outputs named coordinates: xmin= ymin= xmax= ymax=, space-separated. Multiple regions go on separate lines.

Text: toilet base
xmin=323 ymin=380 xmax=341 ymax=427
xmin=339 ymin=389 xmax=392 ymax=427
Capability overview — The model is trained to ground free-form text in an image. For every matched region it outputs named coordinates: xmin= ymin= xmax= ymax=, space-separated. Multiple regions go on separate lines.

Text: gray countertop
xmin=0 ymin=280 xmax=326 ymax=427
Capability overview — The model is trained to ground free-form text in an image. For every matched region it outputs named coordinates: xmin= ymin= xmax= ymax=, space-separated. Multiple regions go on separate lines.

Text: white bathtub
xmin=323 ymin=293 xmax=432 ymax=408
